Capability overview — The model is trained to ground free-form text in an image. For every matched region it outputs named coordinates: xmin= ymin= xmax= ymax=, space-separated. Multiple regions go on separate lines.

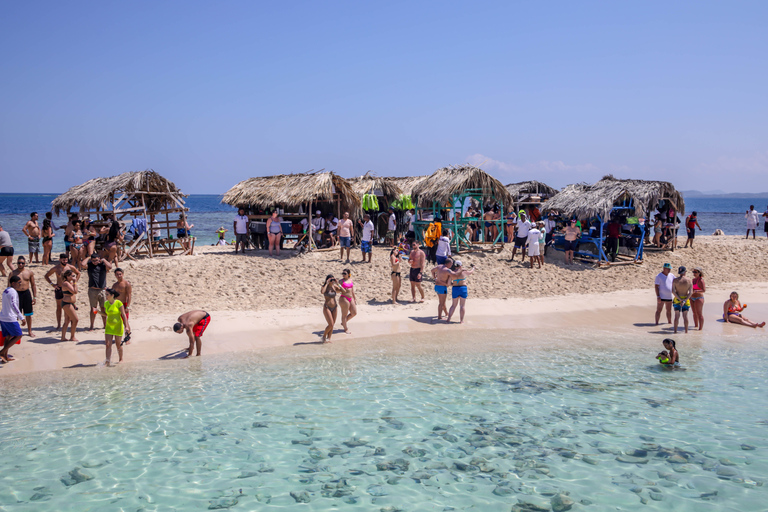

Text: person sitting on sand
xmin=672 ymin=266 xmax=692 ymax=334
xmin=100 ymin=287 xmax=131 ymax=366
xmin=431 ymin=256 xmax=455 ymax=322
xmin=0 ymin=276 xmax=26 ymax=363
xmin=320 ymin=275 xmax=342 ymax=343
xmin=339 ymin=268 xmax=357 ymax=334
xmin=446 ymin=261 xmax=477 ymax=324
xmin=409 ymin=241 xmax=426 ymax=303
xmin=216 ymin=226 xmax=228 ymax=245
xmin=723 ymin=292 xmax=765 ymax=328
xmin=661 ymin=338 xmax=680 ymax=367
xmin=60 ymin=269 xmax=79 ymax=342
xmin=174 ymin=310 xmax=210 ymax=357
xmin=390 ymin=248 xmax=402 ymax=304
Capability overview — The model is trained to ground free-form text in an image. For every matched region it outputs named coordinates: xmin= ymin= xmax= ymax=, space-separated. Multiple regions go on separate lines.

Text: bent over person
xmin=174 ymin=310 xmax=210 ymax=357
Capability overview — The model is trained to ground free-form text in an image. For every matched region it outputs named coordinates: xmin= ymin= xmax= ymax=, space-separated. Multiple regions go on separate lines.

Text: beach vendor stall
xmin=348 ymin=172 xmax=403 ymax=245
xmin=505 ymin=181 xmax=558 ymax=223
xmin=411 ymin=165 xmax=513 ymax=254
xmin=221 ymin=170 xmax=360 ymax=252
xmin=52 ymin=169 xmax=192 ymax=260
xmin=542 ymin=175 xmax=685 ymax=266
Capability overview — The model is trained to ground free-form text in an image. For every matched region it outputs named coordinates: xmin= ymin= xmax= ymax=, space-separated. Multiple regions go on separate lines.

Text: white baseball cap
xmin=454 ymin=260 xmax=463 ymax=267
xmin=316 ymin=210 xmax=321 ymax=215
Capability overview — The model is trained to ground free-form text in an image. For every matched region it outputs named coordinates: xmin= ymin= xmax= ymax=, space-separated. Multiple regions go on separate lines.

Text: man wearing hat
xmin=510 ymin=211 xmax=531 ymax=262
xmin=672 ymin=266 xmax=692 ymax=334
xmin=312 ymin=210 xmax=325 ymax=244
xmin=654 ymin=263 xmax=675 ymax=325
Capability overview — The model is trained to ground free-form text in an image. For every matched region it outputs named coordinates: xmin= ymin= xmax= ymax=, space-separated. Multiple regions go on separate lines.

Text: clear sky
xmin=1 ymin=1 xmax=766 ymax=194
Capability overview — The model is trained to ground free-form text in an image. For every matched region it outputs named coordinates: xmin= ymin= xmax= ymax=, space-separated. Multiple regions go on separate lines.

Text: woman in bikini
xmin=266 ymin=210 xmax=283 ymax=257
xmin=661 ymin=338 xmax=680 ymax=367
xmin=41 ymin=218 xmax=55 ymax=265
xmin=69 ymin=222 xmax=85 ymax=269
xmin=60 ymin=269 xmax=79 ymax=341
xmin=339 ymin=268 xmax=357 ymax=334
xmin=446 ymin=260 xmax=477 ymax=324
xmin=390 ymin=248 xmax=401 ymax=304
xmin=723 ymin=292 xmax=765 ymax=328
xmin=653 ymin=215 xmax=663 ymax=247
xmin=690 ymin=267 xmax=706 ymax=330
xmin=320 ymin=274 xmax=342 ymax=343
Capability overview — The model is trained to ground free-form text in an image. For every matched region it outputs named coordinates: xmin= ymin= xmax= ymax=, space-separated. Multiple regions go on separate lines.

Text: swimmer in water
xmin=656 ymin=350 xmax=670 ymax=364
xmin=661 ymin=338 xmax=680 ymax=367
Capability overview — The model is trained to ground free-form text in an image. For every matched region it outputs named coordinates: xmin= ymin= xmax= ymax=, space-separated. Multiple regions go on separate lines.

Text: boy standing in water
xmin=174 ymin=310 xmax=210 ymax=357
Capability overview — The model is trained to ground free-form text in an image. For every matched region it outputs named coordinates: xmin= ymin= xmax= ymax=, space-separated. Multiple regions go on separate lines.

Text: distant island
xmin=682 ymin=190 xmax=768 ymax=199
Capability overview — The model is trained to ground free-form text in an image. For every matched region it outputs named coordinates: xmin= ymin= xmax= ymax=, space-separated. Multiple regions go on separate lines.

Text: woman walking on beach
xmin=321 ymin=274 xmax=342 ymax=343
xmin=390 ymin=248 xmax=401 ymax=304
xmin=339 ymin=268 xmax=357 ymax=333
xmin=723 ymin=292 xmax=765 ymax=328
xmin=60 ymin=269 xmax=79 ymax=341
xmin=100 ymin=287 xmax=131 ymax=366
xmin=690 ymin=268 xmax=706 ymax=330
xmin=266 ymin=210 xmax=283 ymax=256
xmin=446 ymin=261 xmax=476 ymax=324
xmin=41 ymin=218 xmax=54 ymax=265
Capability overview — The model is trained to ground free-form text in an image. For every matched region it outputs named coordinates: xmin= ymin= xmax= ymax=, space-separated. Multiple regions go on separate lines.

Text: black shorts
xmin=687 ymin=227 xmax=695 ymax=239
xmin=0 ymin=247 xmax=13 ymax=257
xmin=764 ymin=222 xmax=768 ymax=233
xmin=55 ymin=286 xmax=64 ymax=301
xmin=514 ymin=236 xmax=527 ymax=249
xmin=564 ymin=240 xmax=578 ymax=252
xmin=409 ymin=267 xmax=423 ymax=282
xmin=660 ymin=298 xmax=672 ymax=302
xmin=18 ymin=289 xmax=33 ymax=316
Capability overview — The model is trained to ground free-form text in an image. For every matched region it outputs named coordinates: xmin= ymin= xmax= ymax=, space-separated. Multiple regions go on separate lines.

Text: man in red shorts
xmin=173 ymin=310 xmax=210 ymax=358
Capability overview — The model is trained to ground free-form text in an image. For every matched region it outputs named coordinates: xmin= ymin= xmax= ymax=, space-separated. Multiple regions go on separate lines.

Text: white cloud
xmin=465 ymin=153 xmax=601 ymax=186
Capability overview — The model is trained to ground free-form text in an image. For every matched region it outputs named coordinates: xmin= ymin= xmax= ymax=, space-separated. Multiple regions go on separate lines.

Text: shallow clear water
xmin=0 ymin=331 xmax=766 ymax=511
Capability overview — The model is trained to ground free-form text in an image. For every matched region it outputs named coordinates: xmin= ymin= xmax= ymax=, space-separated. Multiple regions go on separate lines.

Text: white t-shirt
xmin=436 ymin=236 xmax=451 ymax=257
xmin=234 ymin=215 xmax=249 ymax=235
xmin=312 ymin=217 xmax=325 ymax=231
xmin=655 ymin=272 xmax=675 ymax=300
xmin=300 ymin=218 xmax=309 ymax=231
xmin=362 ymin=220 xmax=374 ymax=242
xmin=150 ymin=220 xmax=161 ymax=238
xmin=328 ymin=217 xmax=338 ymax=231
xmin=0 ymin=287 xmax=22 ymax=323
xmin=527 ymin=228 xmax=541 ymax=246
xmin=746 ymin=210 xmax=760 ymax=229
xmin=406 ymin=212 xmax=414 ymax=231
xmin=388 ymin=213 xmax=396 ymax=231
xmin=516 ymin=219 xmax=531 ymax=238
xmin=544 ymin=218 xmax=556 ymax=234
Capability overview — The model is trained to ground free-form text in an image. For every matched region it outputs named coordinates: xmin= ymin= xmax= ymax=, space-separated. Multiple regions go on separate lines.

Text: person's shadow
xmin=409 ymin=316 xmax=440 ymax=325
xmin=159 ymin=350 xmax=189 ymax=360
xmin=63 ymin=363 xmax=98 ymax=369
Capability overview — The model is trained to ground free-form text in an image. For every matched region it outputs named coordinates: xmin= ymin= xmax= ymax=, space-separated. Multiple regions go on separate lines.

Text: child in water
xmin=656 ymin=350 xmax=670 ymax=364
xmin=659 ymin=338 xmax=680 ymax=367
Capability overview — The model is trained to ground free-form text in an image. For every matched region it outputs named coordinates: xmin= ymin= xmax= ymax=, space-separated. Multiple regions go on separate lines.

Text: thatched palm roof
xmin=348 ymin=172 xmax=403 ymax=207
xmin=221 ymin=171 xmax=360 ymax=213
xmin=505 ymin=180 xmax=558 ymax=198
xmin=412 ymin=165 xmax=513 ymax=206
xmin=52 ymin=170 xmax=185 ymax=214
xmin=388 ymin=176 xmax=428 ymax=196
xmin=542 ymin=175 xmax=684 ymax=220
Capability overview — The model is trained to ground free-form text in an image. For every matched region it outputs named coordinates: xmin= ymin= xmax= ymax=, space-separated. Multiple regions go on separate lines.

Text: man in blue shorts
xmin=360 ymin=214 xmax=374 ymax=263
xmin=431 ymin=256 xmax=454 ymax=322
xmin=0 ymin=276 xmax=25 ymax=363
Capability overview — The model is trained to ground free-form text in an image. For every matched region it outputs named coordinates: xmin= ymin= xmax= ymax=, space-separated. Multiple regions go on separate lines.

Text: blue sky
xmin=1 ymin=1 xmax=767 ymax=194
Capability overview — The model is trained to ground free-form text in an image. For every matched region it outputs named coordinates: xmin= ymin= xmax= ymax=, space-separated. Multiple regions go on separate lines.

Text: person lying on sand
xmin=723 ymin=292 xmax=765 ymax=328
xmin=174 ymin=310 xmax=210 ymax=357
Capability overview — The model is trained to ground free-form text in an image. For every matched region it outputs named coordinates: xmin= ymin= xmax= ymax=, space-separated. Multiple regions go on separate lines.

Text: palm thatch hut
xmin=221 ymin=171 xmax=360 ymax=251
xmin=542 ymin=175 xmax=685 ymax=264
xmin=388 ymin=176 xmax=429 ymax=196
xmin=505 ymin=180 xmax=558 ymax=219
xmin=51 ymin=169 xmax=190 ymax=259
xmin=411 ymin=165 xmax=513 ymax=252
xmin=348 ymin=171 xmax=403 ymax=212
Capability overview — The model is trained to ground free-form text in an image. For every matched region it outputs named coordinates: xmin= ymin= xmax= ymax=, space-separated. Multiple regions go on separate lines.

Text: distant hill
xmin=682 ymin=190 xmax=768 ymax=198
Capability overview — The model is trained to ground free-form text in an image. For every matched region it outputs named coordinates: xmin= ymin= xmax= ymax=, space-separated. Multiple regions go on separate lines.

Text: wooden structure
xmin=221 ymin=170 xmax=360 ymax=251
xmin=505 ymin=180 xmax=559 ymax=217
xmin=348 ymin=172 xmax=404 ymax=241
xmin=411 ymin=165 xmax=513 ymax=253
xmin=542 ymin=175 xmax=685 ymax=265
xmin=51 ymin=170 xmax=192 ymax=260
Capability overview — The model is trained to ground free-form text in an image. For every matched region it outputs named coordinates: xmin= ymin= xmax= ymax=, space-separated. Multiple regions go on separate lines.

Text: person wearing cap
xmin=672 ymin=266 xmax=692 ymax=334
xmin=312 ymin=211 xmax=325 ymax=244
xmin=654 ymin=263 xmax=675 ymax=325
xmin=690 ymin=267 xmax=706 ymax=330
xmin=510 ymin=212 xmax=530 ymax=262
xmin=446 ymin=260 xmax=476 ymax=324
xmin=385 ymin=207 xmax=397 ymax=247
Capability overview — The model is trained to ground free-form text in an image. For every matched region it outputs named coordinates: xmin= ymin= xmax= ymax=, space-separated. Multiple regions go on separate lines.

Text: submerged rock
xmin=741 ymin=444 xmax=756 ymax=451
xmin=551 ymin=493 xmax=574 ymax=512
xmin=208 ymin=498 xmax=238 ymax=509
xmin=343 ymin=437 xmax=369 ymax=448
xmin=251 ymin=422 xmax=268 ymax=428
xmin=60 ymin=467 xmax=93 ymax=487
xmin=290 ymin=491 xmax=311 ymax=503
xmin=367 ymin=485 xmax=388 ymax=496
xmin=616 ymin=455 xmax=648 ymax=464
xmin=402 ymin=446 xmax=427 ymax=457
xmin=715 ymin=465 xmax=740 ymax=479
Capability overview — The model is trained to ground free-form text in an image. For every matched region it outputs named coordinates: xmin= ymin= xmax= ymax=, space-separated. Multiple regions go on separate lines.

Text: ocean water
xmin=0 ymin=330 xmax=766 ymax=511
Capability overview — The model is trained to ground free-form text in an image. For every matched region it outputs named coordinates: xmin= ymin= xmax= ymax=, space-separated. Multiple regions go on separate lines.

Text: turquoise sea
xmin=1 ymin=330 xmax=766 ymax=511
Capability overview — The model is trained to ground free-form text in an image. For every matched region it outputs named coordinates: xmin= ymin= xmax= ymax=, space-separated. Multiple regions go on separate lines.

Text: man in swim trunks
xmin=431 ymin=256 xmax=455 ymax=322
xmin=409 ymin=240 xmax=426 ymax=303
xmin=654 ymin=262 xmax=674 ymax=325
xmin=44 ymin=253 xmax=80 ymax=330
xmin=0 ymin=224 xmax=14 ymax=277
xmin=8 ymin=256 xmax=36 ymax=337
xmin=111 ymin=267 xmax=132 ymax=318
xmin=360 ymin=214 xmax=374 ymax=263
xmin=174 ymin=310 xmax=210 ymax=357
xmin=22 ymin=212 xmax=41 ymax=264
xmin=683 ymin=211 xmax=701 ymax=248
xmin=338 ymin=212 xmax=353 ymax=263
xmin=672 ymin=266 xmax=692 ymax=334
